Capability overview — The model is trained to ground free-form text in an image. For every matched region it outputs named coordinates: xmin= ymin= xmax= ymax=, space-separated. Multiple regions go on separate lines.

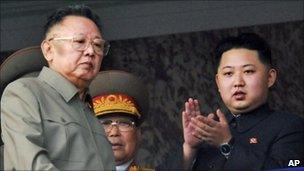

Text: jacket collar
xmin=226 ymin=103 xmax=271 ymax=133
xmin=38 ymin=67 xmax=79 ymax=102
xmin=116 ymin=159 xmax=134 ymax=171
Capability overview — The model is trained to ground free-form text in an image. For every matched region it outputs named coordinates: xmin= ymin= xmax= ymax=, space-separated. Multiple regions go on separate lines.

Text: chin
xmin=79 ymin=73 xmax=96 ymax=81
xmin=79 ymin=68 xmax=97 ymax=76
xmin=115 ymin=156 xmax=128 ymax=165
xmin=229 ymin=103 xmax=251 ymax=114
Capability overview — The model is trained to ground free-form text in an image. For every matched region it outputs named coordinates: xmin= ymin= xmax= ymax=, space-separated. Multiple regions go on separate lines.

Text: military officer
xmin=90 ymin=70 xmax=153 ymax=171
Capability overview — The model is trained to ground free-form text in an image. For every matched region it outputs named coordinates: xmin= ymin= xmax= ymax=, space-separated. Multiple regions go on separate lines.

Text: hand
xmin=190 ymin=109 xmax=232 ymax=147
xmin=182 ymin=98 xmax=202 ymax=149
xmin=182 ymin=98 xmax=202 ymax=169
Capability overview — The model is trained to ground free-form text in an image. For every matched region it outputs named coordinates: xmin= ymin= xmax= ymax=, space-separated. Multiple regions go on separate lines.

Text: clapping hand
xmin=182 ymin=98 xmax=202 ymax=149
xmin=190 ymin=109 xmax=232 ymax=147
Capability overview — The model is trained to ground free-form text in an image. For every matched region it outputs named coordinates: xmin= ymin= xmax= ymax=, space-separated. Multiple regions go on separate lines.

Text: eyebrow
xmin=221 ymin=64 xmax=255 ymax=70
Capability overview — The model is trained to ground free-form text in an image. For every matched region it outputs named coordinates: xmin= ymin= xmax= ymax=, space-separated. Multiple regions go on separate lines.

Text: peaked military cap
xmin=89 ymin=70 xmax=149 ymax=125
xmin=0 ymin=46 xmax=47 ymax=97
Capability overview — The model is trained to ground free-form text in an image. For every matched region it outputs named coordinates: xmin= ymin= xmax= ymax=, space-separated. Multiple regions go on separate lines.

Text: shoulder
xmin=4 ymin=77 xmax=44 ymax=94
xmin=269 ymin=110 xmax=304 ymax=131
xmin=1 ymin=77 xmax=43 ymax=103
xmin=270 ymin=110 xmax=304 ymax=123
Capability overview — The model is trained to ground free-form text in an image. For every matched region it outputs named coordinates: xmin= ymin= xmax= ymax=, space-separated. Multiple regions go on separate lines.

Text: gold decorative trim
xmin=93 ymin=93 xmax=140 ymax=117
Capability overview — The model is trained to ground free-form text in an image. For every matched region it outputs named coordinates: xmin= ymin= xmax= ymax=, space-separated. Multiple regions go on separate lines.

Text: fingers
xmin=185 ymin=98 xmax=201 ymax=117
xmin=216 ymin=109 xmax=227 ymax=123
xmin=191 ymin=117 xmax=215 ymax=133
xmin=190 ymin=122 xmax=212 ymax=140
xmin=207 ymin=113 xmax=214 ymax=119
xmin=190 ymin=123 xmax=214 ymax=145
xmin=193 ymin=99 xmax=201 ymax=115
xmin=185 ymin=102 xmax=190 ymax=115
xmin=186 ymin=108 xmax=229 ymax=147
xmin=182 ymin=110 xmax=194 ymax=128
xmin=196 ymin=114 xmax=218 ymax=128
xmin=185 ymin=98 xmax=193 ymax=116
xmin=182 ymin=111 xmax=186 ymax=128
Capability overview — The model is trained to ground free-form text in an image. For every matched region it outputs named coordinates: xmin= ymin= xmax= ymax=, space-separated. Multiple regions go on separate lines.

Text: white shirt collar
xmin=116 ymin=159 xmax=134 ymax=171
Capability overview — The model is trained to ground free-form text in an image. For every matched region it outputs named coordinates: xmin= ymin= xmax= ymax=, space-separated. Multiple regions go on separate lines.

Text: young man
xmin=181 ymin=33 xmax=304 ymax=170
xmin=89 ymin=70 xmax=152 ymax=171
xmin=157 ymin=33 xmax=304 ymax=171
xmin=1 ymin=5 xmax=115 ymax=170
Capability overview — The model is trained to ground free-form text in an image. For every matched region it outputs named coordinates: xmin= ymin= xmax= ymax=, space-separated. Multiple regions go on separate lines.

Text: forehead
xmin=47 ymin=15 xmax=101 ymax=37
xmin=219 ymin=48 xmax=264 ymax=68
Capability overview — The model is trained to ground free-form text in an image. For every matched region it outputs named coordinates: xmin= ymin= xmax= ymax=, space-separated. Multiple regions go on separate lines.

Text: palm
xmin=182 ymin=99 xmax=202 ymax=148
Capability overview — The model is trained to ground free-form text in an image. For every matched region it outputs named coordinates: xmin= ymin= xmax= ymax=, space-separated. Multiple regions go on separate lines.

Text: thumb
xmin=216 ymin=109 xmax=227 ymax=123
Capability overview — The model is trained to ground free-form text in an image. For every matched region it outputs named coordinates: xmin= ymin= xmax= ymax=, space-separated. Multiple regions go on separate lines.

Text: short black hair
xmin=44 ymin=4 xmax=102 ymax=37
xmin=215 ymin=33 xmax=272 ymax=69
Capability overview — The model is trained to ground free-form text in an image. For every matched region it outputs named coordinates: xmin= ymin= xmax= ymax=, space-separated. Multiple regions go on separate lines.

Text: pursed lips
xmin=80 ymin=61 xmax=93 ymax=69
xmin=233 ymin=90 xmax=246 ymax=100
xmin=109 ymin=139 xmax=124 ymax=150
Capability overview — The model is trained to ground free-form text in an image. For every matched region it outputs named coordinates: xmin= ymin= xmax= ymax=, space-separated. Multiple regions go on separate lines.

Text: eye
xmin=93 ymin=39 xmax=104 ymax=48
xmin=75 ymin=39 xmax=86 ymax=44
xmin=93 ymin=43 xmax=102 ymax=48
xmin=244 ymin=70 xmax=255 ymax=74
xmin=73 ymin=37 xmax=86 ymax=45
xmin=223 ymin=71 xmax=233 ymax=76
xmin=119 ymin=121 xmax=132 ymax=127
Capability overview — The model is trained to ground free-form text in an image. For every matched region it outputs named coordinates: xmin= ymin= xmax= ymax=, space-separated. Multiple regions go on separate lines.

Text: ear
xmin=41 ymin=40 xmax=53 ymax=63
xmin=215 ymin=74 xmax=220 ymax=92
xmin=267 ymin=68 xmax=277 ymax=88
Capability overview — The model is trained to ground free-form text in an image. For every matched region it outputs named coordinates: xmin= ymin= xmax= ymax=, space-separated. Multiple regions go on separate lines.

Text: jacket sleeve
xmin=1 ymin=81 xmax=59 ymax=171
xmin=225 ymin=118 xmax=304 ymax=170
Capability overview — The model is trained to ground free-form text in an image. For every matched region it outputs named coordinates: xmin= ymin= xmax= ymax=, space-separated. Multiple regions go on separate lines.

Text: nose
xmin=234 ymin=72 xmax=245 ymax=87
xmin=83 ymin=41 xmax=95 ymax=57
xmin=107 ymin=125 xmax=121 ymax=137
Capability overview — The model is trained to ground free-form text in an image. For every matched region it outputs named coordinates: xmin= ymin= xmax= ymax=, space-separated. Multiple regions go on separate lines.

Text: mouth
xmin=110 ymin=142 xmax=124 ymax=150
xmin=80 ymin=62 xmax=93 ymax=69
xmin=233 ymin=91 xmax=246 ymax=100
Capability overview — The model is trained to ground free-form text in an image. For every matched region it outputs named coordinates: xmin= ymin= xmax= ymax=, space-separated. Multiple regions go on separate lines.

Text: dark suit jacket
xmin=157 ymin=104 xmax=304 ymax=171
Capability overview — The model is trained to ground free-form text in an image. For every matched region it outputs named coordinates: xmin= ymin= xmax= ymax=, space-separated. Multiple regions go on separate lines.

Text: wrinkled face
xmin=42 ymin=15 xmax=104 ymax=86
xmin=99 ymin=116 xmax=140 ymax=165
xmin=216 ymin=48 xmax=276 ymax=114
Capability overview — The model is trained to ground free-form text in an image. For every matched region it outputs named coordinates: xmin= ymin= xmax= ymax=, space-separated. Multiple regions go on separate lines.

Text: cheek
xmin=94 ymin=56 xmax=103 ymax=66
xmin=218 ymin=78 xmax=232 ymax=93
xmin=55 ymin=48 xmax=82 ymax=65
xmin=247 ymin=75 xmax=268 ymax=91
xmin=123 ymin=133 xmax=137 ymax=149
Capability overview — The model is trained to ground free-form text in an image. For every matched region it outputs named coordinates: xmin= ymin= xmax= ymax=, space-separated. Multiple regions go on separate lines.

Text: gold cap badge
xmin=93 ymin=93 xmax=140 ymax=118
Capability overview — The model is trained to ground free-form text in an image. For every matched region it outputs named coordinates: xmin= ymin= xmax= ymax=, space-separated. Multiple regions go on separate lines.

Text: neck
xmin=78 ymin=89 xmax=87 ymax=101
xmin=49 ymin=67 xmax=91 ymax=92
xmin=69 ymin=77 xmax=90 ymax=91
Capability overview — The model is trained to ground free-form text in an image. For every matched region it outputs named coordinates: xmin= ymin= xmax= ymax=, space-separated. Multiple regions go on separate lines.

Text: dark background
xmin=103 ymin=21 xmax=304 ymax=166
xmin=1 ymin=1 xmax=303 ymax=168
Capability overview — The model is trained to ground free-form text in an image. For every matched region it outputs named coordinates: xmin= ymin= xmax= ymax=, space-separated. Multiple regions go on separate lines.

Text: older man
xmin=89 ymin=70 xmax=152 ymax=171
xmin=1 ymin=5 xmax=115 ymax=170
